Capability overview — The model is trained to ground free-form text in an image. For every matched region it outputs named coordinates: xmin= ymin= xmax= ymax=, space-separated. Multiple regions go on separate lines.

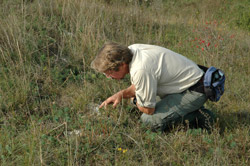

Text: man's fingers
xmin=99 ymin=102 xmax=106 ymax=109
xmin=112 ymin=100 xmax=119 ymax=108
xmin=99 ymin=103 xmax=103 ymax=109
xmin=99 ymin=98 xmax=120 ymax=109
xmin=99 ymin=100 xmax=111 ymax=109
xmin=112 ymin=103 xmax=117 ymax=108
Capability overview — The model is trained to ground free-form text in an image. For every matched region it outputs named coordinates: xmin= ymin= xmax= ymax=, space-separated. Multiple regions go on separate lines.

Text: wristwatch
xmin=133 ymin=97 xmax=137 ymax=106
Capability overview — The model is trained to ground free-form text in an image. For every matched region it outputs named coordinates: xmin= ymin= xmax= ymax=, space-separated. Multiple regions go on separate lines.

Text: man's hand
xmin=99 ymin=92 xmax=122 ymax=109
xmin=99 ymin=84 xmax=136 ymax=109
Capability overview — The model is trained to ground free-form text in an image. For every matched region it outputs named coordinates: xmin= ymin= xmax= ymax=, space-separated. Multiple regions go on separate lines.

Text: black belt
xmin=189 ymin=75 xmax=205 ymax=94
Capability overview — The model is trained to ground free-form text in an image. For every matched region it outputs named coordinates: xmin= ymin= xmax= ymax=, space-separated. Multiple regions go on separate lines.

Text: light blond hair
xmin=91 ymin=42 xmax=133 ymax=72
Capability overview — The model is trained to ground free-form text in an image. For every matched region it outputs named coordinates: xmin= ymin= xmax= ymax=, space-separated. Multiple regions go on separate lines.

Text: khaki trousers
xmin=141 ymin=90 xmax=215 ymax=132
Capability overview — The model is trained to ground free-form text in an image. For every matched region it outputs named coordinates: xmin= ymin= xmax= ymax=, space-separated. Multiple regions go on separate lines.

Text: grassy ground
xmin=0 ymin=0 xmax=249 ymax=165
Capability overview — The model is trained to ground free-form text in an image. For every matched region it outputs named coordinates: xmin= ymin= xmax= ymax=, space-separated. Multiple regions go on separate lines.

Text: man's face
xmin=103 ymin=63 xmax=128 ymax=80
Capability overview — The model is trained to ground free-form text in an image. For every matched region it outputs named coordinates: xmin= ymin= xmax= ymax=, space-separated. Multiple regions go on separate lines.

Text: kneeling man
xmin=91 ymin=42 xmax=215 ymax=132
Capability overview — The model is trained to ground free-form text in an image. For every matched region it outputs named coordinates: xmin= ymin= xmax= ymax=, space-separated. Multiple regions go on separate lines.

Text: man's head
xmin=91 ymin=42 xmax=133 ymax=74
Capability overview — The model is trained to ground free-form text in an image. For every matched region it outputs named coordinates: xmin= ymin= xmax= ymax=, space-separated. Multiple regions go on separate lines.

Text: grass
xmin=0 ymin=0 xmax=249 ymax=165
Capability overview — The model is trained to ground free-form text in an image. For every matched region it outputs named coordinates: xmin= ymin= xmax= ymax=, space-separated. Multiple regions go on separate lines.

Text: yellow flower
xmin=117 ymin=147 xmax=122 ymax=151
xmin=122 ymin=149 xmax=127 ymax=153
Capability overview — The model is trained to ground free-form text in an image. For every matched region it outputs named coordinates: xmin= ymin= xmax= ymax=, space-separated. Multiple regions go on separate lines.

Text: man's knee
xmin=140 ymin=112 xmax=182 ymax=132
xmin=140 ymin=113 xmax=163 ymax=132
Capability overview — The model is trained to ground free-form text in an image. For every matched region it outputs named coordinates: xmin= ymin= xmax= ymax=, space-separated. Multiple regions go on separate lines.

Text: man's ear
xmin=119 ymin=62 xmax=126 ymax=69
xmin=121 ymin=63 xmax=129 ymax=72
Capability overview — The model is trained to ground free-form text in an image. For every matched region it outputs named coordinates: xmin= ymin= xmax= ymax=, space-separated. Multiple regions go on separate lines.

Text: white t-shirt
xmin=128 ymin=44 xmax=204 ymax=108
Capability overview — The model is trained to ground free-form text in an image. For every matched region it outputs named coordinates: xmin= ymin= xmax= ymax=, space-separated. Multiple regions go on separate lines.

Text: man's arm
xmin=99 ymin=84 xmax=136 ymax=109
xmin=136 ymin=104 xmax=155 ymax=115
xmin=99 ymin=84 xmax=155 ymax=115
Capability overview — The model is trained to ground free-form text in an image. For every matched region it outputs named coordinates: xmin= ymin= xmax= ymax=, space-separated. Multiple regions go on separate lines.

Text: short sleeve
xmin=131 ymin=69 xmax=157 ymax=108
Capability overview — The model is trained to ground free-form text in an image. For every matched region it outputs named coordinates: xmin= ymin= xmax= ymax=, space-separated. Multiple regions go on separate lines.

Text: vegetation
xmin=0 ymin=0 xmax=249 ymax=165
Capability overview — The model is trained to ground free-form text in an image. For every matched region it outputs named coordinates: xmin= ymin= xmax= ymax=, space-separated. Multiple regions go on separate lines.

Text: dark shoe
xmin=194 ymin=107 xmax=216 ymax=132
xmin=182 ymin=107 xmax=216 ymax=132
